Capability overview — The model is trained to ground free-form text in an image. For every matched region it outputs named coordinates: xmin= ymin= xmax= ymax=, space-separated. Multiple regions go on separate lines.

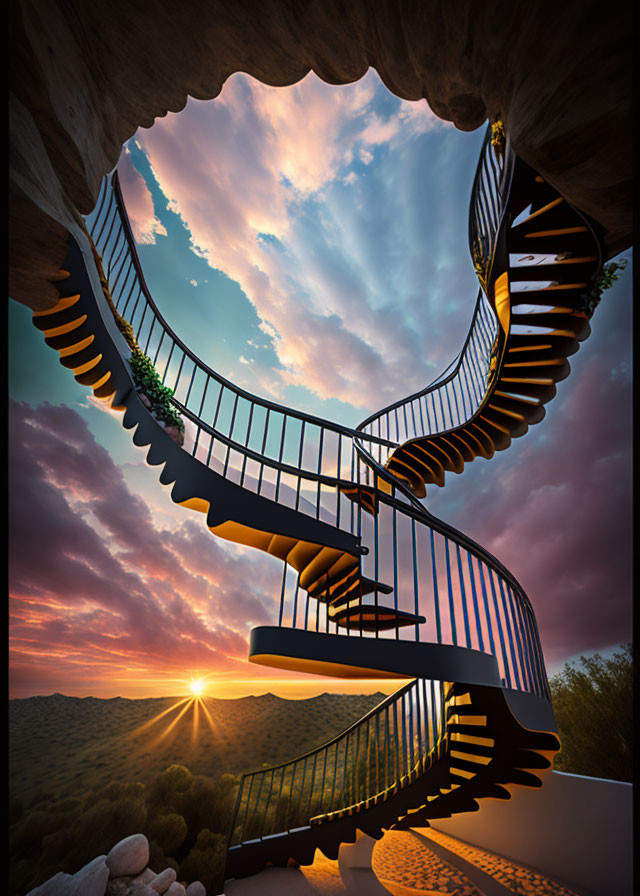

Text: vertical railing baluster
xmin=444 ymin=539 xmax=457 ymax=646
xmin=488 ymin=568 xmax=511 ymax=686
xmin=455 ymin=544 xmax=472 ymax=648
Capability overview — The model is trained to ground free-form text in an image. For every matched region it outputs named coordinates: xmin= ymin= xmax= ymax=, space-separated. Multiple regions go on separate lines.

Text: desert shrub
xmin=179 ymin=829 xmax=226 ymax=895
xmin=40 ymin=828 xmax=71 ymax=868
xmin=146 ymin=813 xmax=188 ymax=855
xmin=147 ymin=764 xmax=193 ymax=812
xmin=92 ymin=780 xmax=146 ymax=804
xmin=65 ymin=796 xmax=148 ymax=870
xmin=148 ymin=839 xmax=179 ymax=876
xmin=10 ymin=809 xmax=53 ymax=855
xmin=550 ymin=644 xmax=632 ymax=782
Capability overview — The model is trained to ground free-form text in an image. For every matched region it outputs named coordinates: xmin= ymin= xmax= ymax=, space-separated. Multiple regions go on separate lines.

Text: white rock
xmin=186 ymin=883 xmax=206 ymax=896
xmin=132 ymin=868 xmax=156 ymax=885
xmin=150 ymin=868 xmax=177 ymax=893
xmin=165 ymin=884 xmax=186 ymax=896
xmin=106 ymin=879 xmax=156 ymax=895
xmin=26 ymin=872 xmax=75 ymax=896
xmin=106 ymin=834 xmax=150 ymax=879
xmin=71 ymin=855 xmax=109 ymax=896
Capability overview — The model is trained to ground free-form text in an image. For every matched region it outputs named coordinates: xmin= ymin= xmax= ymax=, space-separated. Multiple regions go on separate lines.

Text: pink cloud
xmin=8 ymin=401 xmax=291 ymax=698
xmin=124 ymin=70 xmax=449 ymax=409
xmin=118 ymin=149 xmax=167 ymax=244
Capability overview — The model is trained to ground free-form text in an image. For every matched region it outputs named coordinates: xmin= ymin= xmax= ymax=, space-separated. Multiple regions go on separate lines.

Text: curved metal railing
xmin=85 ymin=132 xmax=549 ymax=701
xmin=88 ymin=173 xmax=398 ymax=533
xmin=79 ymin=123 xmax=557 ymax=864
xmin=356 ymin=125 xmax=510 ymax=466
xmin=356 ymin=291 xmax=498 ymax=467
xmin=228 ymin=678 xmax=444 ymax=846
xmin=276 ymin=480 xmax=549 ymax=699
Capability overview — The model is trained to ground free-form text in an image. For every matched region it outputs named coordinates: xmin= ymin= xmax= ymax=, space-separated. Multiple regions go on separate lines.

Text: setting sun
xmin=189 ymin=678 xmax=205 ymax=697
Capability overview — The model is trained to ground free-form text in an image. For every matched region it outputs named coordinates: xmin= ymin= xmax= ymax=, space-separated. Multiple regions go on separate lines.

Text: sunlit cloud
xmin=125 ymin=69 xmax=454 ymax=411
xmin=118 ymin=149 xmax=167 ymax=244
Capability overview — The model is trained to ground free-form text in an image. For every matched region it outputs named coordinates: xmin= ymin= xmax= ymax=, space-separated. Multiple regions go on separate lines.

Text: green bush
xmin=8 ymin=764 xmax=238 ymax=896
xmin=550 ymin=644 xmax=632 ymax=782
xmin=148 ymin=839 xmax=180 ymax=876
xmin=179 ymin=829 xmax=227 ymax=895
xmin=147 ymin=764 xmax=193 ymax=813
xmin=129 ymin=348 xmax=184 ymax=432
xmin=65 ymin=796 xmax=148 ymax=870
xmin=146 ymin=813 xmax=188 ymax=855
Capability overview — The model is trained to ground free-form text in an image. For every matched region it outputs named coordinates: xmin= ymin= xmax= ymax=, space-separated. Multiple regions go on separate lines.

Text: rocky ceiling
xmin=9 ymin=0 xmax=632 ymax=310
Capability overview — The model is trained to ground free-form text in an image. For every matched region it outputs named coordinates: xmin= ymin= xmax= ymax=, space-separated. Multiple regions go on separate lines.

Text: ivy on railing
xmin=87 ymin=229 xmax=185 ymax=445
xmin=129 ymin=348 xmax=185 ymax=443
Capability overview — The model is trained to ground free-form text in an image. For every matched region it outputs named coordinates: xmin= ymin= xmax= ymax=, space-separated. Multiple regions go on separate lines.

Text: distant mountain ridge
xmin=9 ymin=689 xmax=388 ymax=808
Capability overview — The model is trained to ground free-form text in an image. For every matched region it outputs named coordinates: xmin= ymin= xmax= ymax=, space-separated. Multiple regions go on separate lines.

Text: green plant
xmin=129 ymin=348 xmax=184 ymax=433
xmin=179 ymin=829 xmax=227 ymax=895
xmin=576 ymin=257 xmax=628 ymax=316
xmin=549 ymin=644 xmax=632 ymax=782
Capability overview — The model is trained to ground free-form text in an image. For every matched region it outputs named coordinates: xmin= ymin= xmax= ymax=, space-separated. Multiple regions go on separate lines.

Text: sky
xmin=8 ymin=69 xmax=632 ymax=700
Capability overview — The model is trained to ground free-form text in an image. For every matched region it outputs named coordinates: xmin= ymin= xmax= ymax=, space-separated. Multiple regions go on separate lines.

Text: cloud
xmin=124 ymin=69 xmax=455 ymax=411
xmin=118 ymin=148 xmax=167 ymax=244
xmin=8 ymin=400 xmax=285 ymax=697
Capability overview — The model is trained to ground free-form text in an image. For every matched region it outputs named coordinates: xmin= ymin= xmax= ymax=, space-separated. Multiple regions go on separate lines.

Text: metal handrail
xmin=356 ymin=124 xmax=509 ymax=459
xmin=83 ymin=127 xmax=554 ymax=859
xmin=109 ymin=171 xmax=396 ymax=450
xmin=228 ymin=676 xmax=445 ymax=846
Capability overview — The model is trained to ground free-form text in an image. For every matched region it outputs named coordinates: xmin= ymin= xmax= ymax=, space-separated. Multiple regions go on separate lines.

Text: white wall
xmin=430 ymin=771 xmax=632 ymax=896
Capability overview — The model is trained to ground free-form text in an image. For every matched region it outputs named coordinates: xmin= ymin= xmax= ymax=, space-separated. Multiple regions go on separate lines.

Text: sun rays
xmin=127 ymin=675 xmax=222 ymax=752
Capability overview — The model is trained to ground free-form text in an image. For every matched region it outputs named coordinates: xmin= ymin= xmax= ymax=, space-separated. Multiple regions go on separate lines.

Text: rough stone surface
xmin=132 ymin=868 xmax=157 ymax=885
xmin=26 ymin=872 xmax=75 ymax=896
xmin=9 ymin=0 xmax=632 ymax=311
xmin=106 ymin=834 xmax=150 ymax=880
xmin=71 ymin=855 xmax=110 ymax=896
xmin=150 ymin=868 xmax=178 ymax=893
xmin=107 ymin=880 xmax=157 ymax=896
xmin=186 ymin=883 xmax=206 ymax=896
xmin=165 ymin=884 xmax=187 ymax=896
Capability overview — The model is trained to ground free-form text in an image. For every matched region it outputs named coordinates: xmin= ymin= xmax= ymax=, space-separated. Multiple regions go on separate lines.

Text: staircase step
xmin=508 ymin=258 xmax=596 ymax=283
xmin=501 ymin=360 xmax=570 ymax=385
xmin=507 ymin=228 xmax=592 ymax=256
xmin=511 ymin=309 xmax=590 ymax=337
xmin=496 ymin=378 xmax=557 ymax=401
xmin=340 ymin=484 xmax=378 ymax=515
xmin=510 ymin=199 xmax=575 ymax=237
xmin=482 ymin=407 xmax=528 ymax=439
xmin=475 ymin=415 xmax=512 ymax=451
xmin=488 ymin=396 xmax=545 ymax=425
xmin=505 ymin=344 xmax=573 ymax=364
xmin=329 ymin=603 xmax=425 ymax=632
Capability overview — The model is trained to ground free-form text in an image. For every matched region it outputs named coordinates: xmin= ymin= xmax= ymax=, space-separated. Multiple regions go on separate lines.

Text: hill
xmin=9 ymin=690 xmax=387 ymax=808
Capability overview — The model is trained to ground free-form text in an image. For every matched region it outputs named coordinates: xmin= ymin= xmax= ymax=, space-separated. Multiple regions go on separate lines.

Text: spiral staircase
xmin=31 ymin=122 xmax=603 ymax=884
